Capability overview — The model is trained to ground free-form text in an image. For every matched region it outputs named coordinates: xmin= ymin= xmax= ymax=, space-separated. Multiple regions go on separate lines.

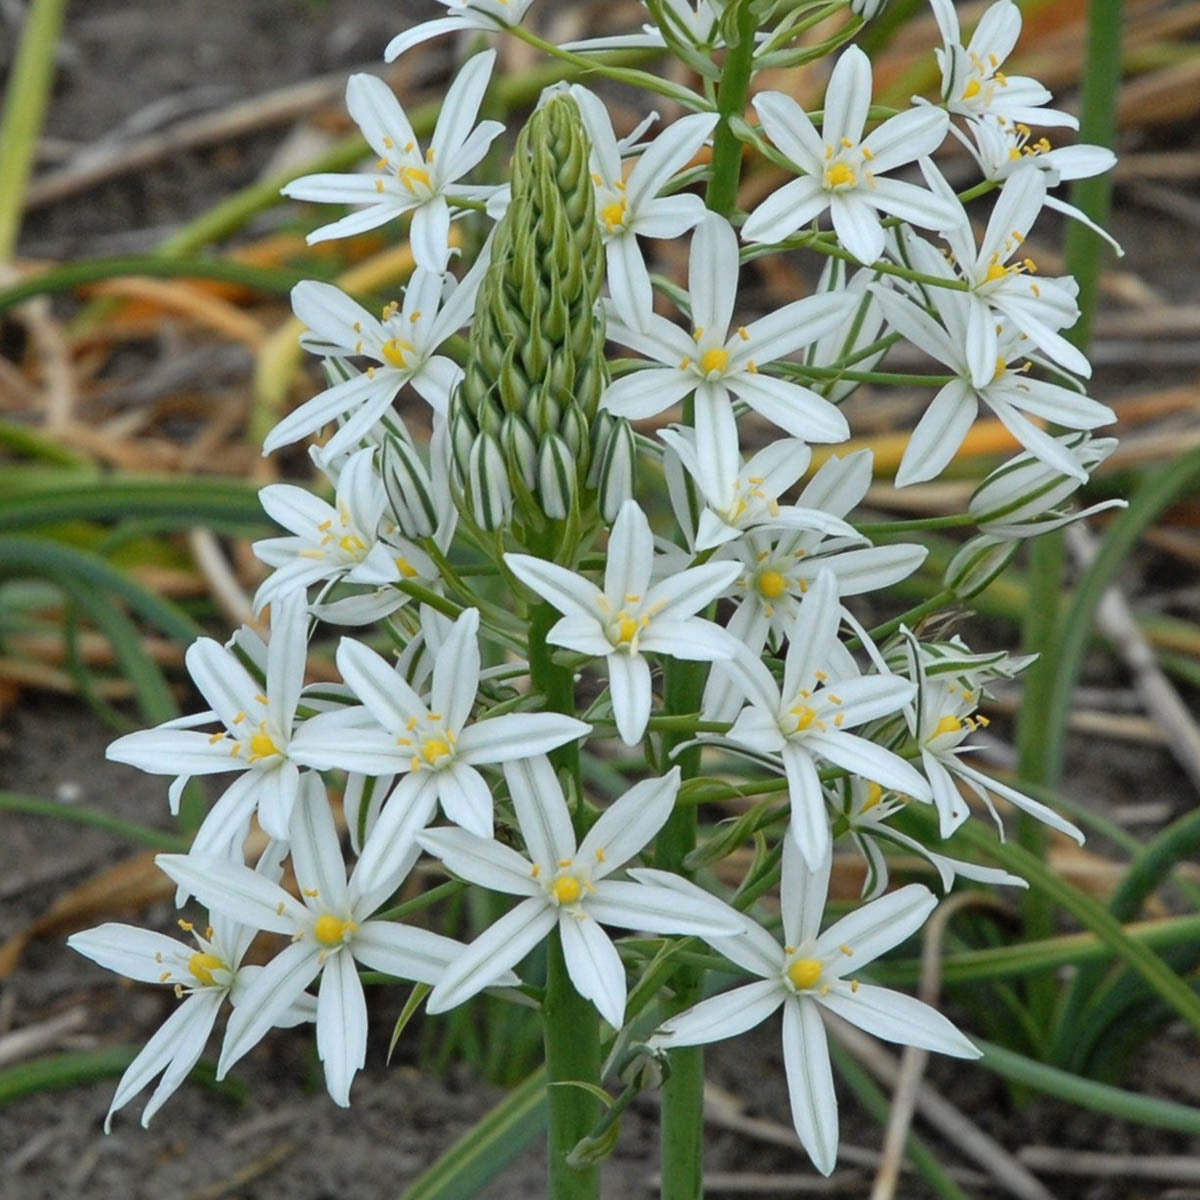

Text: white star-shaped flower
xmin=644 ymin=840 xmax=979 ymax=1175
xmin=107 ymin=592 xmax=311 ymax=847
xmin=505 ymin=500 xmax=740 ymax=745
xmin=385 ymin=0 xmax=535 ymax=60
xmin=282 ymin=52 xmax=503 ymax=270
xmin=720 ymin=570 xmax=931 ymax=867
xmin=602 ymin=213 xmax=859 ymax=489
xmin=419 ymin=759 xmax=742 ymax=1028
xmin=265 ymin=256 xmax=487 ymax=456
xmin=741 ymin=47 xmax=956 ymax=264
xmin=157 ymin=776 xmax=486 ymax=1107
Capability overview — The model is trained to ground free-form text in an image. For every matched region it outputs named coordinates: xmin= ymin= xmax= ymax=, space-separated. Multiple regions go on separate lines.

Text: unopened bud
xmin=467 ymin=432 xmax=512 ymax=531
xmin=944 ymin=534 xmax=1019 ymax=600
xmin=501 ymin=412 xmax=539 ymax=491
xmin=596 ymin=417 xmax=635 ymax=523
xmin=381 ymin=435 xmax=439 ymax=539
xmin=537 ymin=434 xmax=577 ymax=520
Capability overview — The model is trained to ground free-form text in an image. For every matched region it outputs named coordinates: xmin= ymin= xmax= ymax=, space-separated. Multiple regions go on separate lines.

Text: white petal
xmin=560 ymin=914 xmax=628 ymax=1028
xmin=137 ymin=990 xmax=223 ymax=1128
xmin=741 ymin=175 xmax=828 ymax=244
xmin=782 ymin=999 xmax=839 ymax=1176
xmin=781 ymin=835 xmax=831 ymax=948
xmin=288 ymin=773 xmax=348 ymax=909
xmin=688 ymin=214 xmax=738 ymax=345
xmin=503 ymin=755 xmax=577 ymax=866
xmin=896 ymin=380 xmax=977 ymax=487
xmin=726 ymin=372 xmax=849 ymax=443
xmin=504 ymin=553 xmax=603 ymax=621
xmin=579 ymin=769 xmax=680 ymax=874
xmin=418 ymin=825 xmax=539 ymax=895
xmin=455 ymin=712 xmax=590 ymax=766
xmin=353 ymin=920 xmax=467 ymax=985
xmin=823 ymin=46 xmax=872 ymax=149
xmin=782 ymin=743 xmax=832 ymax=871
xmin=654 ymin=980 xmax=784 ymax=1048
xmin=830 ymin=191 xmax=885 ymax=265
xmin=154 ymin=854 xmax=306 ymax=934
xmin=608 ymin=652 xmax=653 ymax=745
xmin=751 ymin=93 xmax=824 ymax=174
xmin=816 ymin=883 xmax=935 ymax=968
xmin=819 ymin=982 xmax=979 ymax=1057
xmin=68 ymin=924 xmax=189 ymax=985
xmin=316 ymin=950 xmax=367 ymax=1106
xmin=431 ymin=50 xmax=496 ymax=166
xmin=346 ymin=72 xmax=417 ymax=160
xmin=588 ymin=880 xmax=747 ymax=937
xmin=426 ymin=898 xmax=558 ymax=1013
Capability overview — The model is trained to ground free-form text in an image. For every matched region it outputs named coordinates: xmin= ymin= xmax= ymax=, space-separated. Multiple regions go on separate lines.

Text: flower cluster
xmin=73 ymin=0 xmax=1121 ymax=1183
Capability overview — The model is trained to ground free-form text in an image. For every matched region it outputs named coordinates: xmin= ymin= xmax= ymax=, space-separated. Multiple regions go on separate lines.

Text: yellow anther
xmin=209 ymin=731 xmax=224 ymax=744
xmin=249 ymin=730 xmax=280 ymax=761
xmin=552 ymin=876 xmax=582 ymax=905
xmin=398 ymin=165 xmax=432 ymax=191
xmin=994 ymin=70 xmax=1007 ymax=86
xmin=863 ymin=781 xmax=883 ymax=812
xmin=678 ymin=356 xmax=692 ymax=371
xmin=757 ymin=569 xmax=787 ymax=599
xmin=699 ymin=347 xmax=729 ymax=375
xmin=814 ymin=670 xmax=828 ymax=681
xmin=984 ymin=261 xmax=1009 ymax=283
xmin=232 ymin=711 xmax=246 ymax=724
xmin=840 ymin=137 xmax=853 ymax=149
xmin=595 ymin=847 xmax=606 ymax=863
xmin=395 ymin=556 xmax=418 ymax=578
xmin=746 ymin=359 xmax=758 ymax=374
xmin=600 ymin=197 xmax=628 ymax=232
xmin=531 ymin=863 xmax=541 ymax=879
xmin=409 ymin=310 xmax=422 ymax=323
xmin=961 ymin=78 xmax=982 ymax=100
xmin=383 ymin=136 xmax=394 ymax=149
xmin=381 ymin=338 xmax=414 ymax=368
xmin=992 ymin=356 xmax=1008 ymax=382
xmin=791 ymin=706 xmax=817 ymax=732
xmin=827 ymin=693 xmax=843 ymax=705
xmin=375 ymin=179 xmax=385 ymax=194
xmin=933 ymin=714 xmax=964 ymax=738
xmin=406 ymin=716 xmax=419 ymax=731
xmin=338 ymin=534 xmax=367 ymax=556
xmin=188 ymin=952 xmax=224 ymax=986
xmin=421 ymin=738 xmax=451 ymax=765
xmin=314 ymin=914 xmax=356 ymax=947
xmin=160 ymin=971 xmax=172 ymax=983
xmin=839 ymin=944 xmax=853 ymax=957
xmin=616 ymin=615 xmax=639 ymax=644
xmin=851 ymin=978 xmax=860 ymax=993
xmin=737 ymin=326 xmax=750 ymax=341
xmin=786 ymin=958 xmax=823 ymax=990
xmin=178 ymin=919 xmax=194 ymax=932
xmin=862 ymin=146 xmax=875 ymax=161
xmin=824 ymin=161 xmax=856 ymax=189
xmin=824 ymin=144 xmax=834 ymax=160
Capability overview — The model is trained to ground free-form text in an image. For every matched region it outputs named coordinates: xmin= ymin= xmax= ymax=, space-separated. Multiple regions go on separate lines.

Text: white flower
xmin=969 ymin=433 xmax=1125 ymax=537
xmin=505 ymin=500 xmax=740 ymax=745
xmin=602 ymin=213 xmax=859 ymax=489
xmin=870 ymin=269 xmax=1114 ymax=487
xmin=419 ymin=760 xmax=742 ymax=1027
xmin=282 ymin=52 xmax=503 ymax=270
xmin=832 ymin=777 xmax=1027 ymax=901
xmin=107 ymin=592 xmax=310 ymax=847
xmin=252 ymin=447 xmax=435 ymax=613
xmin=644 ymin=840 xmax=979 ymax=1175
xmin=659 ymin=428 xmax=863 ymax=552
xmin=67 ymin=850 xmax=313 ymax=1130
xmin=156 ymin=777 xmax=484 ymax=1107
xmin=569 ymin=85 xmax=716 ymax=319
xmin=720 ymin=571 xmax=930 ymax=867
xmin=741 ymin=47 xmax=956 ymax=264
xmin=562 ymin=1 xmax=724 ymax=53
xmin=911 ymin=165 xmax=1093 ymax=387
xmin=930 ymin=0 xmax=1077 ymax=129
xmin=291 ymin=607 xmax=589 ymax=902
xmin=265 ymin=258 xmax=487 ymax=455
xmin=385 ymin=0 xmax=535 ymax=60
xmin=897 ymin=628 xmax=1084 ymax=842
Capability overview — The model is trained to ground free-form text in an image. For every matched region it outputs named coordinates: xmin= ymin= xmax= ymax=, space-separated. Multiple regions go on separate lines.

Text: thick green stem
xmin=543 ymin=930 xmax=603 ymax=1200
xmin=528 ymin=600 xmax=597 ymax=1197
xmin=705 ymin=1 xmax=759 ymax=218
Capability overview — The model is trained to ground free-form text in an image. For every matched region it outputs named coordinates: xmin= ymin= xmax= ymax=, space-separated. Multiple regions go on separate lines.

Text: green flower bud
xmin=381 ymin=434 xmax=439 ymax=539
xmin=537 ymin=434 xmax=577 ymax=521
xmin=501 ymin=412 xmax=539 ymax=491
xmin=944 ymin=534 xmax=1019 ymax=600
xmin=467 ymin=432 xmax=512 ymax=531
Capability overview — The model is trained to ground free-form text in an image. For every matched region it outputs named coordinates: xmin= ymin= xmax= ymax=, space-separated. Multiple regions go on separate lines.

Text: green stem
xmin=704 ymin=1 xmax=759 ymax=218
xmin=0 ymin=791 xmax=189 ymax=851
xmin=543 ymin=930 xmax=602 ymax=1200
xmin=0 ymin=0 xmax=69 ymax=260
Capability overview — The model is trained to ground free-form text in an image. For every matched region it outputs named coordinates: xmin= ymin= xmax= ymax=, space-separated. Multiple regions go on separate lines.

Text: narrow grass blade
xmin=0 ymin=792 xmax=189 ymax=851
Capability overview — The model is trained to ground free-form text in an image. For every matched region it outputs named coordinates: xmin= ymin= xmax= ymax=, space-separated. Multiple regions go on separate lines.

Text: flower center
xmin=790 ymin=705 xmax=817 ymax=733
xmin=398 ymin=164 xmax=432 ymax=195
xmin=786 ymin=957 xmax=823 ymax=990
xmin=249 ymin=728 xmax=281 ymax=762
xmin=757 ymin=569 xmax=787 ymax=599
xmin=961 ymin=78 xmax=982 ymax=101
xmin=600 ymin=196 xmax=628 ymax=233
xmin=824 ymin=160 xmax=857 ymax=190
xmin=313 ymin=914 xmax=356 ymax=948
xmin=381 ymin=337 xmax=414 ymax=368
xmin=552 ymin=875 xmax=582 ymax=905
xmin=188 ymin=952 xmax=224 ymax=986
xmin=699 ymin=347 xmax=730 ymax=376
xmin=421 ymin=737 xmax=452 ymax=766
xmin=862 ymin=781 xmax=884 ymax=812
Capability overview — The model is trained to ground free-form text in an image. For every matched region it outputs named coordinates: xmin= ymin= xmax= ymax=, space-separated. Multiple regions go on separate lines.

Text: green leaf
xmin=395 ymin=1067 xmax=547 ymax=1200
xmin=0 ymin=791 xmax=189 ymax=851
xmin=388 ymin=984 xmax=431 ymax=1065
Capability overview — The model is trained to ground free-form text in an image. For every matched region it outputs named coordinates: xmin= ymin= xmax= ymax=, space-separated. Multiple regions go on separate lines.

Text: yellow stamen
xmin=757 ymin=569 xmax=787 ymax=599
xmin=421 ymin=738 xmax=451 ymax=765
xmin=824 ymin=161 xmax=856 ymax=189
xmin=699 ymin=347 xmax=729 ymax=375
xmin=381 ymin=338 xmax=414 ymax=368
xmin=863 ymin=781 xmax=883 ymax=812
xmin=786 ymin=958 xmax=823 ymax=990
xmin=249 ymin=730 xmax=280 ymax=761
xmin=552 ymin=876 xmax=582 ymax=905
xmin=600 ymin=197 xmax=628 ymax=232
xmin=188 ymin=952 xmax=224 ymax=986
xmin=961 ymin=78 xmax=982 ymax=101
xmin=313 ymin=914 xmax=356 ymax=947
xmin=933 ymin=714 xmax=963 ymax=738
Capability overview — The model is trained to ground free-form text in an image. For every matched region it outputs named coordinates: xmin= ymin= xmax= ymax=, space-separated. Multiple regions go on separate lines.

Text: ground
xmin=3 ymin=0 xmax=1200 ymax=1197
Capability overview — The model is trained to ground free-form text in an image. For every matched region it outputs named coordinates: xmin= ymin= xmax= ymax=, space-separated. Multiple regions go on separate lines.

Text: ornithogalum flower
xmin=282 ymin=51 xmax=503 ymax=270
xmin=291 ymin=607 xmax=590 ymax=897
xmin=264 ymin=257 xmax=488 ymax=455
xmin=741 ymin=46 xmax=956 ymax=264
xmin=645 ymin=840 xmax=979 ymax=1175
xmin=107 ymin=592 xmax=310 ymax=849
xmin=156 ymin=775 xmax=493 ymax=1107
xmin=569 ymin=85 xmax=716 ymax=318
xmin=419 ymin=760 xmax=742 ymax=1027
xmin=602 ymin=213 xmax=859 ymax=489
xmin=384 ymin=0 xmax=536 ymax=60
xmin=505 ymin=500 xmax=740 ymax=744
xmin=720 ymin=571 xmax=930 ymax=867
